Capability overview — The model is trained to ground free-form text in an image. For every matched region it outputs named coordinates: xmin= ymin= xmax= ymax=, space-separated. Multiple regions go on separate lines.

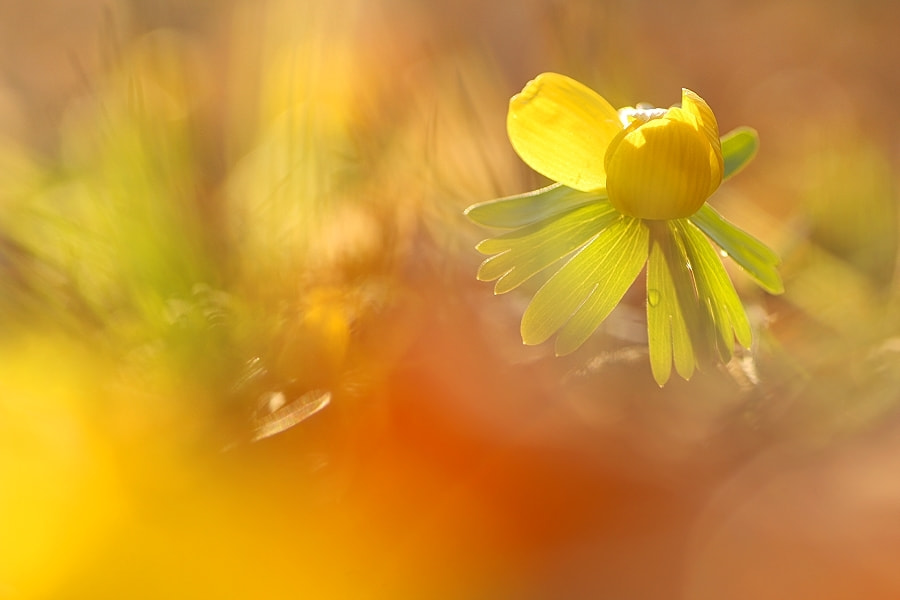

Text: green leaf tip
xmin=721 ymin=127 xmax=759 ymax=180
xmin=690 ymin=204 xmax=784 ymax=295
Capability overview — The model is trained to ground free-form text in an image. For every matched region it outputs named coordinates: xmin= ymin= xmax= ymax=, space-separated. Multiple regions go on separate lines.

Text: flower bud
xmin=605 ymin=90 xmax=723 ymax=220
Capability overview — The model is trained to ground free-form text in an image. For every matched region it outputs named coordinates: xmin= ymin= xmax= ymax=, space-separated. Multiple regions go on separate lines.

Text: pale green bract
xmin=466 ymin=126 xmax=783 ymax=385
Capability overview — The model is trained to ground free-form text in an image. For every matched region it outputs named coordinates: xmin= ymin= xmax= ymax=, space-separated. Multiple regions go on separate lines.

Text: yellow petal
xmin=677 ymin=89 xmax=724 ymax=196
xmin=507 ymin=73 xmax=622 ymax=192
xmin=680 ymin=89 xmax=719 ymax=143
xmin=605 ymin=116 xmax=716 ymax=220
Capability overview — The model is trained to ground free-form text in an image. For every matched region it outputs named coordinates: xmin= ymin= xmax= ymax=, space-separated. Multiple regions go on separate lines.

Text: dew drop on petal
xmin=719 ymin=249 xmax=729 ymax=258
xmin=648 ymin=288 xmax=661 ymax=307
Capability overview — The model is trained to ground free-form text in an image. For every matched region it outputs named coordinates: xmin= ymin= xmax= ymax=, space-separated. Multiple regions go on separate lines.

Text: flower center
xmin=618 ymin=105 xmax=668 ymax=127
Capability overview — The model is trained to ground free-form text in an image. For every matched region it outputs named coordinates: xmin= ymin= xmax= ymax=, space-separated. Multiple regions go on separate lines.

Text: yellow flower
xmin=507 ymin=72 xmax=724 ymax=220
xmin=468 ymin=72 xmax=779 ymax=385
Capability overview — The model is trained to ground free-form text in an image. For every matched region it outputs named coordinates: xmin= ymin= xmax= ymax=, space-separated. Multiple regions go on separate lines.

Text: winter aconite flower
xmin=507 ymin=74 xmax=723 ymax=220
xmin=466 ymin=73 xmax=783 ymax=385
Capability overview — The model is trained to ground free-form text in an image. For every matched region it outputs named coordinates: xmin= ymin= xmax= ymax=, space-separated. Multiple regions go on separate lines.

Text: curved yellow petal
xmin=678 ymin=89 xmax=724 ymax=196
xmin=680 ymin=89 xmax=719 ymax=146
xmin=507 ymin=73 xmax=622 ymax=192
xmin=605 ymin=117 xmax=715 ymax=220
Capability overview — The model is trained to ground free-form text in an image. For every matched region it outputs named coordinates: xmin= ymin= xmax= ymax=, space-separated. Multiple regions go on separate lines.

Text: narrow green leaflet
xmin=677 ymin=220 xmax=753 ymax=362
xmin=721 ymin=127 xmax=759 ymax=180
xmin=647 ymin=223 xmax=698 ymax=385
xmin=690 ymin=204 xmax=784 ymax=294
xmin=554 ymin=219 xmax=649 ymax=355
xmin=520 ymin=216 xmax=647 ymax=354
xmin=476 ymin=200 xmax=619 ymax=293
xmin=464 ymin=182 xmax=605 ymax=229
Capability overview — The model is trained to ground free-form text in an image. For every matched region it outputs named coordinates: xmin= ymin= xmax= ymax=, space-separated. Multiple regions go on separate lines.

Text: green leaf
xmin=721 ymin=127 xmax=759 ymax=180
xmin=646 ymin=223 xmax=698 ymax=385
xmin=690 ymin=204 xmax=784 ymax=294
xmin=464 ymin=182 xmax=605 ymax=229
xmin=476 ymin=200 xmax=619 ymax=293
xmin=677 ymin=220 xmax=753 ymax=361
xmin=520 ymin=216 xmax=647 ymax=354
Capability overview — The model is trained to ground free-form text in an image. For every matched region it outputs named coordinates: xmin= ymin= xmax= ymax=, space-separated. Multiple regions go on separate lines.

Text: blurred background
xmin=1 ymin=0 xmax=899 ymax=598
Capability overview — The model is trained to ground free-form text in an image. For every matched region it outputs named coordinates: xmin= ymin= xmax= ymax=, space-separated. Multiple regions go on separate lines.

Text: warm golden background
xmin=1 ymin=1 xmax=899 ymax=598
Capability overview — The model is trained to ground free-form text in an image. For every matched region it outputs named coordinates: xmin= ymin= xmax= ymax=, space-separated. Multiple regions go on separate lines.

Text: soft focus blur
xmin=1 ymin=1 xmax=900 ymax=598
